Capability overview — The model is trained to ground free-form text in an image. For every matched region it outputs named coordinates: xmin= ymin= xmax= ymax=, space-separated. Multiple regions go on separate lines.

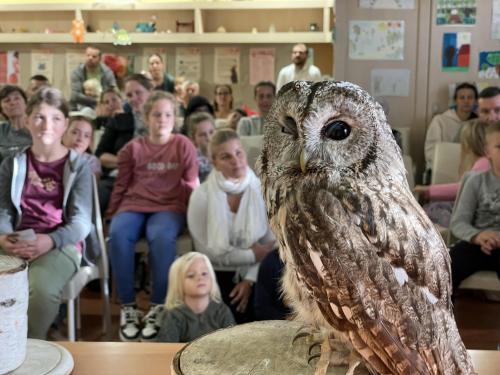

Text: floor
xmin=64 ymin=285 xmax=500 ymax=350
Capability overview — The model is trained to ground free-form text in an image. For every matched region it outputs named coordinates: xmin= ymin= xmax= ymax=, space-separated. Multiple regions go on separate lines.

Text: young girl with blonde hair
xmin=157 ymin=252 xmax=234 ymax=342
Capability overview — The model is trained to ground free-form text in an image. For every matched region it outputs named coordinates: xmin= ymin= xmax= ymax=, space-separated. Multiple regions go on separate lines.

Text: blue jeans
xmin=109 ymin=211 xmax=185 ymax=305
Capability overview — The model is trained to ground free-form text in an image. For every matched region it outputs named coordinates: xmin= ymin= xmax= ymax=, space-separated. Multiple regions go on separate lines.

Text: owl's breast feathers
xmin=263 ymin=174 xmax=475 ymax=375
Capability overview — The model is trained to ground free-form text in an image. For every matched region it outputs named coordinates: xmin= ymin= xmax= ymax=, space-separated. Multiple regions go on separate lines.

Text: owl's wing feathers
xmin=276 ymin=177 xmax=469 ymax=374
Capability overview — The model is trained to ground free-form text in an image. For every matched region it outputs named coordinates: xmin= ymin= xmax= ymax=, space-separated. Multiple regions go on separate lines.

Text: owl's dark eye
xmin=323 ymin=121 xmax=351 ymax=141
xmin=281 ymin=116 xmax=297 ymax=136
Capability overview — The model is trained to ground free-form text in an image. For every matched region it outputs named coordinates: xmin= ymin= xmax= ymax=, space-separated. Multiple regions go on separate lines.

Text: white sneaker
xmin=119 ymin=305 xmax=142 ymax=342
xmin=140 ymin=304 xmax=164 ymax=342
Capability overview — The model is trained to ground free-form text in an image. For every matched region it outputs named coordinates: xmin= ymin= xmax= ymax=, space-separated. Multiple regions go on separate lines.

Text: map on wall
xmin=349 ymin=20 xmax=405 ymax=60
xmin=359 ymin=0 xmax=415 ymax=9
xmin=436 ymin=0 xmax=476 ymax=25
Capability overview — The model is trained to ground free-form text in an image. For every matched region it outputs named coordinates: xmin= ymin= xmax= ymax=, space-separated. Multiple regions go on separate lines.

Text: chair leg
xmin=76 ymin=297 xmax=81 ymax=331
xmin=101 ymin=277 xmax=112 ymax=340
xmin=67 ymin=299 xmax=76 ymax=342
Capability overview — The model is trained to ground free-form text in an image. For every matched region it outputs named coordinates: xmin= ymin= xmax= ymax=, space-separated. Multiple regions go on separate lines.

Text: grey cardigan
xmin=0 ymin=148 xmax=93 ymax=250
xmin=70 ymin=62 xmax=117 ymax=109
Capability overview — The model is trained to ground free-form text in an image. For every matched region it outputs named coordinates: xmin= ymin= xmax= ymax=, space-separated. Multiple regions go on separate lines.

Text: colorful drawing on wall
xmin=359 ymin=0 xmax=415 ymax=9
xmin=371 ymin=68 xmax=411 ymax=97
xmin=0 ymin=51 xmax=20 ymax=84
xmin=478 ymin=51 xmax=500 ymax=79
xmin=436 ymin=0 xmax=476 ymax=25
xmin=349 ymin=20 xmax=404 ymax=60
xmin=442 ymin=32 xmax=470 ymax=72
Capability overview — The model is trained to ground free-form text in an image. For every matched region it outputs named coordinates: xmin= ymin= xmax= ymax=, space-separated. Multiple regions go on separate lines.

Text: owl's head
xmin=258 ymin=81 xmax=404 ymax=186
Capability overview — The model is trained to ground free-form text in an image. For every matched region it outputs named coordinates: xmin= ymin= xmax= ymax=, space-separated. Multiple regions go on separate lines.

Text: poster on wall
xmin=249 ymin=48 xmax=275 ymax=85
xmin=175 ymin=47 xmax=201 ymax=81
xmin=371 ymin=69 xmax=410 ymax=97
xmin=436 ymin=0 xmax=476 ymax=25
xmin=492 ymin=0 xmax=500 ymax=39
xmin=214 ymin=47 xmax=240 ymax=84
xmin=0 ymin=51 xmax=20 ymax=84
xmin=478 ymin=51 xmax=500 ymax=79
xmin=442 ymin=32 xmax=470 ymax=72
xmin=359 ymin=0 xmax=415 ymax=9
xmin=31 ymin=50 xmax=54 ymax=82
xmin=349 ymin=20 xmax=404 ymax=60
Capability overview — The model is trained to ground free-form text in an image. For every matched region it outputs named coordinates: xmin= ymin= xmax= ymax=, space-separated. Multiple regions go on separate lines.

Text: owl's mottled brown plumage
xmin=257 ymin=81 xmax=475 ymax=374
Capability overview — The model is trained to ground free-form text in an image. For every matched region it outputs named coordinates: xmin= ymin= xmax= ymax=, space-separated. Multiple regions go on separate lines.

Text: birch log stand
xmin=0 ymin=255 xmax=28 ymax=374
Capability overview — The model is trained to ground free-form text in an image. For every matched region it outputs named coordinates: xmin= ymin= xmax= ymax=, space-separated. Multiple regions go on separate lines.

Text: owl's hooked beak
xmin=300 ymin=150 xmax=309 ymax=173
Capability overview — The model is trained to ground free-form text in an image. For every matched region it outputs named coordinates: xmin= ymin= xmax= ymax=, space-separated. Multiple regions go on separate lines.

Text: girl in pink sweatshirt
xmin=106 ymin=91 xmax=198 ymax=342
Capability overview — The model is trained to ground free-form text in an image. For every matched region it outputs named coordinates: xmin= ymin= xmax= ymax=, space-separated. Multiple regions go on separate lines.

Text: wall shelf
xmin=0 ymin=0 xmax=334 ymax=44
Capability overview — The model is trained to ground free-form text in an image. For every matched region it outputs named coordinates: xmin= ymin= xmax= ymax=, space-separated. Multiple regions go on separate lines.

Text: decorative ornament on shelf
xmin=112 ymin=28 xmax=132 ymax=46
xmin=216 ymin=25 xmax=226 ymax=33
xmin=70 ymin=9 xmax=85 ymax=43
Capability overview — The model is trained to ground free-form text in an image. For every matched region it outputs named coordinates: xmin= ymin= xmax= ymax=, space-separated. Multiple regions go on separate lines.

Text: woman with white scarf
xmin=187 ymin=129 xmax=275 ymax=323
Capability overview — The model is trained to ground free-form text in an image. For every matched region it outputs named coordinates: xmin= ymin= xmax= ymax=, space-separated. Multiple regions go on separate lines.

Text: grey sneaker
xmin=140 ymin=304 xmax=164 ymax=342
xmin=119 ymin=305 xmax=142 ymax=342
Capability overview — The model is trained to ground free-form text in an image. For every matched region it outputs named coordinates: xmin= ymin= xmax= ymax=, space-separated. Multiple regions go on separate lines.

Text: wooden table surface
xmin=59 ymin=342 xmax=500 ymax=375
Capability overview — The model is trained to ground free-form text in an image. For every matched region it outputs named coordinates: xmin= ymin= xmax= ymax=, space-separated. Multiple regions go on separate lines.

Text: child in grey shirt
xmin=449 ymin=121 xmax=500 ymax=293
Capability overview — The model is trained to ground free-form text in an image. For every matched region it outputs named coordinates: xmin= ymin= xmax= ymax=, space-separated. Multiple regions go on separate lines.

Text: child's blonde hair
xmin=165 ymin=252 xmax=221 ymax=310
xmin=143 ymin=90 xmax=177 ymax=120
xmin=83 ymin=78 xmax=102 ymax=98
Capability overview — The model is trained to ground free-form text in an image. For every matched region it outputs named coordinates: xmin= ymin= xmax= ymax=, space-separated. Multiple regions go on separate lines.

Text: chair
xmin=431 ymin=142 xmax=461 ymax=184
xmin=61 ymin=175 xmax=111 ymax=341
xmin=240 ymin=135 xmax=264 ymax=171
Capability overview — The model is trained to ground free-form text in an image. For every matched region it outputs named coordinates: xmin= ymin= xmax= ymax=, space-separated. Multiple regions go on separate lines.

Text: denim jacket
xmin=0 ymin=148 xmax=92 ymax=251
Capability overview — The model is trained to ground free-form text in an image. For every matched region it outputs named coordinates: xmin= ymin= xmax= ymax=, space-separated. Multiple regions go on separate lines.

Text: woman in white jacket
xmin=187 ymin=129 xmax=275 ymax=323
xmin=424 ymin=82 xmax=478 ymax=173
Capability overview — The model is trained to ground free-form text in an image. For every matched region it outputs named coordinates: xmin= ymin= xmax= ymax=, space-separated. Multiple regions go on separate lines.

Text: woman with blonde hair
xmin=188 ymin=129 xmax=276 ymax=323
xmin=157 ymin=252 xmax=234 ymax=342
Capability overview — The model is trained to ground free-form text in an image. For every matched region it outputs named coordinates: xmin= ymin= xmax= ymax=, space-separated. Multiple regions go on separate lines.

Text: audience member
xmin=179 ymin=80 xmax=200 ymax=118
xmin=147 ymin=53 xmax=175 ymax=93
xmin=0 ymin=87 xmax=92 ymax=339
xmin=70 ymin=45 xmax=116 ymax=110
xmin=424 ymin=82 xmax=478 ymax=174
xmin=26 ymin=74 xmax=49 ymax=99
xmin=254 ymin=249 xmax=291 ymax=321
xmin=188 ymin=112 xmax=216 ymax=183
xmin=276 ymin=43 xmax=321 ymax=91
xmin=237 ymin=81 xmax=275 ymax=136
xmin=63 ymin=109 xmax=102 ymax=176
xmin=449 ymin=121 xmax=500 ymax=295
xmin=213 ymin=84 xmax=233 ymax=120
xmin=188 ymin=129 xmax=276 ymax=323
xmin=95 ymin=87 xmax=124 ymax=129
xmin=227 ymin=108 xmax=247 ymax=131
xmin=477 ymin=86 xmax=500 ymax=125
xmin=95 ymin=74 xmax=153 ymax=213
xmin=106 ymin=91 xmax=198 ymax=342
xmin=157 ymin=252 xmax=234 ymax=343
xmin=0 ymin=85 xmax=31 ymax=163
xmin=82 ymin=78 xmax=102 ymax=105
xmin=181 ymin=95 xmax=215 ymax=135
xmin=416 ymin=121 xmax=489 ymax=228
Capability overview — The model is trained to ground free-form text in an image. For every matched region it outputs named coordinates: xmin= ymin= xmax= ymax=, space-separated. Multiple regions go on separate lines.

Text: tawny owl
xmin=257 ymin=81 xmax=475 ymax=375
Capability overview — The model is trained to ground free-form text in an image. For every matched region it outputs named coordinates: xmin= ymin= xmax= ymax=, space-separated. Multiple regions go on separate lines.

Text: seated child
xmin=449 ymin=121 xmax=500 ymax=295
xmin=188 ymin=112 xmax=215 ymax=182
xmin=157 ymin=252 xmax=235 ymax=343
xmin=63 ymin=112 xmax=102 ymax=177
